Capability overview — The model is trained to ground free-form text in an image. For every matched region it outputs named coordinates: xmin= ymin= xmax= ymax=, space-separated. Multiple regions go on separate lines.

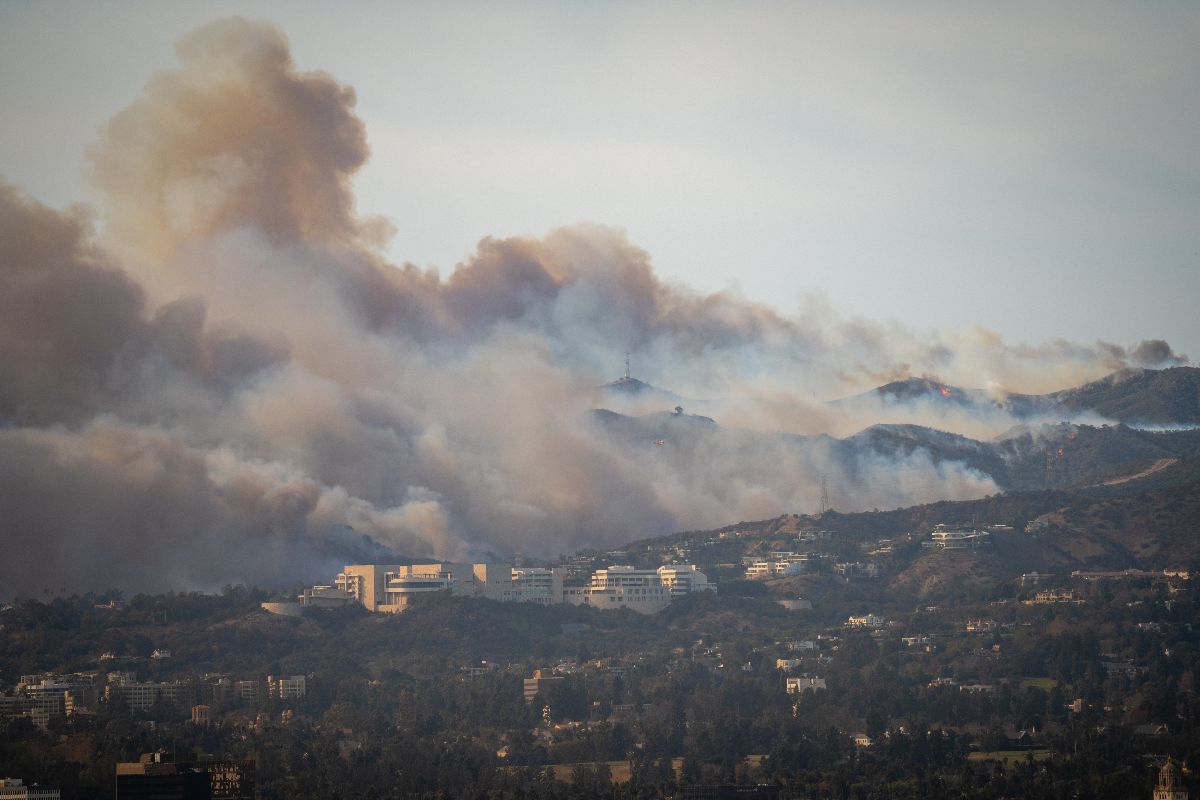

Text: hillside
xmin=1055 ymin=366 xmax=1200 ymax=424
xmin=839 ymin=366 xmax=1200 ymax=425
xmin=631 ymin=480 xmax=1200 ymax=595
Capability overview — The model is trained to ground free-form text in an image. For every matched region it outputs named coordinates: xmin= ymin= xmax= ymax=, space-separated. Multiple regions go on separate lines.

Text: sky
xmin=2 ymin=0 xmax=1198 ymax=372
xmin=1 ymin=3 xmax=1198 ymax=594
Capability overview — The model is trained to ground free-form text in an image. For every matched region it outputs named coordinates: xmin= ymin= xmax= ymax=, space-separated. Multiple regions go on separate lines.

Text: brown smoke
xmin=88 ymin=17 xmax=371 ymax=264
xmin=0 ymin=17 xmax=1185 ymax=596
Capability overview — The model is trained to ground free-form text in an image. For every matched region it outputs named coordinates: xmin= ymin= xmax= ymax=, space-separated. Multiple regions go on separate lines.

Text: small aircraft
xmin=653 ymin=440 xmax=664 ymax=446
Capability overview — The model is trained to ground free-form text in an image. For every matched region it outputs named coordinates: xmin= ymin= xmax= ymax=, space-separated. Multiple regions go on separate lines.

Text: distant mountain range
xmin=845 ymin=366 xmax=1200 ymax=425
xmin=605 ymin=366 xmax=1200 ymax=425
xmin=593 ymin=366 xmax=1200 ymax=501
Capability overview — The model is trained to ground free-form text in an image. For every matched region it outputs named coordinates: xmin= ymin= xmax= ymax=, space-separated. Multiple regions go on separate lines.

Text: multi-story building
xmin=267 ymin=676 xmax=306 ymax=700
xmin=0 ymin=779 xmax=59 ymax=800
xmin=106 ymin=682 xmax=181 ymax=712
xmin=233 ymin=681 xmax=258 ymax=703
xmin=657 ymin=565 xmax=717 ymax=596
xmin=847 ymin=613 xmax=885 ymax=627
xmin=0 ymin=696 xmax=64 ymax=722
xmin=335 ymin=564 xmax=475 ymax=612
xmin=923 ymin=525 xmax=990 ymax=549
xmin=564 ymin=566 xmax=671 ymax=614
xmin=299 ymin=585 xmax=355 ymax=608
xmin=117 ymin=753 xmax=255 ymax=800
xmin=523 ymin=670 xmax=564 ymax=703
xmin=191 ymin=705 xmax=210 ymax=726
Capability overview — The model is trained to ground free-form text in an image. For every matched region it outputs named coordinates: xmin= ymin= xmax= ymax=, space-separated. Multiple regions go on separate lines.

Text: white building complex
xmin=657 ymin=564 xmax=717 ymax=596
xmin=786 ymin=675 xmax=827 ymax=693
xmin=267 ymin=675 xmax=306 ymax=700
xmin=320 ymin=562 xmax=713 ymax=614
xmin=564 ymin=566 xmax=672 ymax=614
xmin=923 ymin=524 xmax=990 ymax=549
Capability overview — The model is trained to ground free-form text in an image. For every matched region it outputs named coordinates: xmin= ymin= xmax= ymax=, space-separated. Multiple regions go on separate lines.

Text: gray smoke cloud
xmin=0 ymin=17 xmax=1185 ymax=595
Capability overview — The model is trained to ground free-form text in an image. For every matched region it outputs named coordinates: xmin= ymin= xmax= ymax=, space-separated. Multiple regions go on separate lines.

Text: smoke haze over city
xmin=0 ymin=16 xmax=1193 ymax=595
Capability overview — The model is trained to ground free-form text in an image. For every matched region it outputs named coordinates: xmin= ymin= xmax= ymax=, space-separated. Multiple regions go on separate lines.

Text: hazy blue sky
xmin=3 ymin=0 xmax=1198 ymax=364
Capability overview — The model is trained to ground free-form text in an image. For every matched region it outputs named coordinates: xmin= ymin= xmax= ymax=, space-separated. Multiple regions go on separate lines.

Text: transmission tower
xmin=624 ymin=350 xmax=631 ymax=380
xmin=819 ymin=473 xmax=830 ymax=516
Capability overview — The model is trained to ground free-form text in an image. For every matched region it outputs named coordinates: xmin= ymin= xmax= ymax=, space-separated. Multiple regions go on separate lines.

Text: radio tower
xmin=624 ymin=350 xmax=631 ymax=380
xmin=819 ymin=474 xmax=830 ymax=516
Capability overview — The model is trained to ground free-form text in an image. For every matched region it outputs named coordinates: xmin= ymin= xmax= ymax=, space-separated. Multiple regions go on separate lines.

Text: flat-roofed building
xmin=117 ymin=753 xmax=254 ymax=800
xmin=564 ymin=566 xmax=671 ymax=614
xmin=335 ymin=564 xmax=476 ymax=612
xmin=267 ymin=676 xmax=306 ymax=700
xmin=106 ymin=682 xmax=180 ymax=712
xmin=233 ymin=681 xmax=258 ymax=703
xmin=746 ymin=561 xmax=802 ymax=579
xmin=523 ymin=670 xmax=564 ymax=703
xmin=107 ymin=671 xmax=137 ymax=687
xmin=657 ymin=565 xmax=717 ymax=596
xmin=786 ymin=675 xmax=827 ymax=693
xmin=511 ymin=568 xmax=564 ymax=604
xmin=472 ymin=563 xmax=512 ymax=601
xmin=0 ymin=779 xmax=59 ymax=800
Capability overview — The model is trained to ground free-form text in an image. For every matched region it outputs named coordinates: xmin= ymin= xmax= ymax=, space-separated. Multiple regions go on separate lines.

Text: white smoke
xmin=0 ymin=17 xmax=1185 ymax=595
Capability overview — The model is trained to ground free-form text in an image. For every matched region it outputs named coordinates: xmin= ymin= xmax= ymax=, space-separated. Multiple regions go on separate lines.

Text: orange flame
xmin=939 ymin=383 xmax=952 ymax=397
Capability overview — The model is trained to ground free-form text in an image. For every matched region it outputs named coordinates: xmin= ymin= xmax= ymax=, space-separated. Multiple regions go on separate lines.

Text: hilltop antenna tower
xmin=819 ymin=474 xmax=830 ymax=516
xmin=624 ymin=350 xmax=631 ymax=381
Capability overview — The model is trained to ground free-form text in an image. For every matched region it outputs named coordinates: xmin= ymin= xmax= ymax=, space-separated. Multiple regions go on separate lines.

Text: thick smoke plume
xmin=0 ymin=18 xmax=1186 ymax=595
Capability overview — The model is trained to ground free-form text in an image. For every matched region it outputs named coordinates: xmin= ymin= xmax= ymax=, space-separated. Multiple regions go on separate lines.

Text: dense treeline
xmin=5 ymin=570 xmax=1200 ymax=799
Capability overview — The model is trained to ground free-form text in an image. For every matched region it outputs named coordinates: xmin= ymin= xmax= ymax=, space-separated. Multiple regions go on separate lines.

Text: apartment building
xmin=511 ymin=568 xmax=565 ymax=604
xmin=234 ymin=681 xmax=258 ymax=703
xmin=923 ymin=524 xmax=990 ymax=549
xmin=267 ymin=676 xmax=306 ymax=700
xmin=299 ymin=585 xmax=356 ymax=607
xmin=106 ymin=682 xmax=181 ymax=712
xmin=523 ymin=670 xmax=564 ymax=703
xmin=746 ymin=561 xmax=802 ymax=579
